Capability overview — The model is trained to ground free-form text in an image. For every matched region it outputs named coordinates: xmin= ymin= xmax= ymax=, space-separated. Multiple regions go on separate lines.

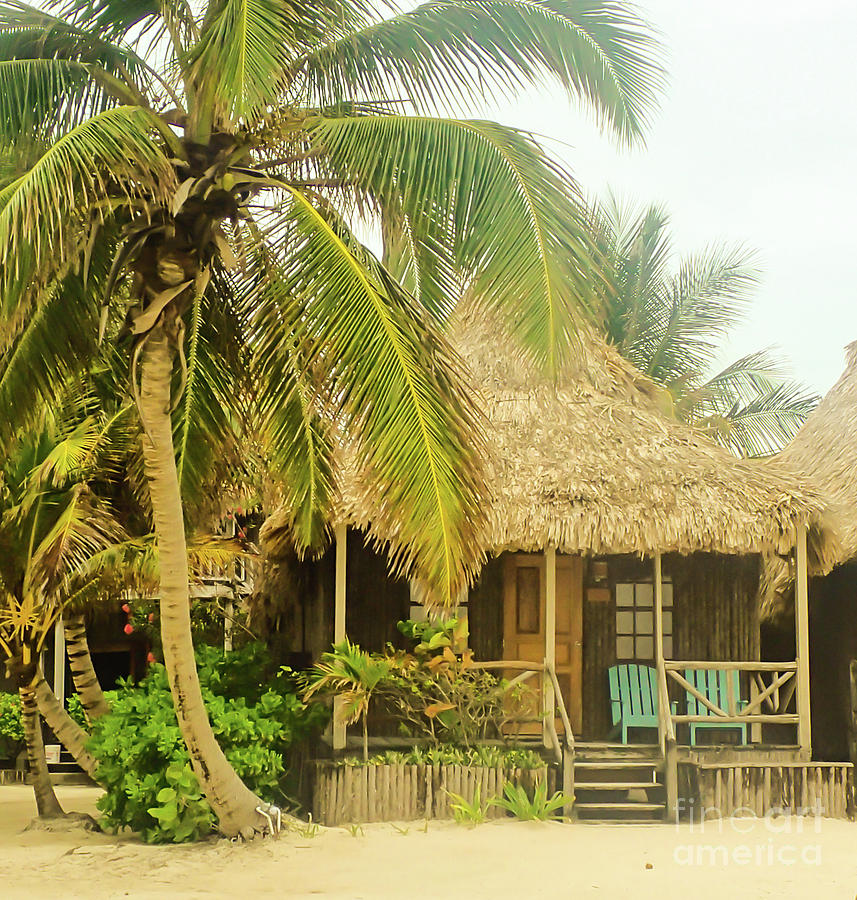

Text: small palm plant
xmin=490 ymin=781 xmax=571 ymax=821
xmin=302 ymin=640 xmax=392 ymax=761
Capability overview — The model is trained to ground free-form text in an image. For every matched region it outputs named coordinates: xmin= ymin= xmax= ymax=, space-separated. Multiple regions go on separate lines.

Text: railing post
xmin=795 ymin=520 xmax=811 ymax=760
xmin=333 ymin=523 xmax=347 ymax=751
xmin=543 ymin=546 xmax=556 ymax=749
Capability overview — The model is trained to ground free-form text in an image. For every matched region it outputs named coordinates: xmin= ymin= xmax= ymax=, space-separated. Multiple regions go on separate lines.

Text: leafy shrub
xmin=303 ymin=620 xmax=535 ymax=751
xmin=66 ymin=694 xmax=89 ymax=729
xmin=0 ymin=691 xmax=24 ymax=762
xmin=338 ymin=745 xmax=544 ymax=769
xmin=88 ymin=643 xmax=326 ymax=843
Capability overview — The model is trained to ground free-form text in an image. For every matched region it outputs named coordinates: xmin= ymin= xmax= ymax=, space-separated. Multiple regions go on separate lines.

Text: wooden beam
xmin=795 ymin=520 xmax=811 ymax=759
xmin=543 ymin=546 xmax=556 ymax=749
xmin=665 ymin=660 xmax=797 ymax=672
xmin=333 ymin=523 xmax=347 ymax=751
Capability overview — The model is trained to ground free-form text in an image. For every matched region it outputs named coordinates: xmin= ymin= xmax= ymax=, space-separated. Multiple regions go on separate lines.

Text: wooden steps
xmin=574 ymin=746 xmax=666 ymax=822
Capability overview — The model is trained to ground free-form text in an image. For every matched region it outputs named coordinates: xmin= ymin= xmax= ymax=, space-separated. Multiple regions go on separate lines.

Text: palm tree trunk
xmin=18 ymin=677 xmax=65 ymax=819
xmin=32 ymin=669 xmax=99 ymax=780
xmin=138 ymin=324 xmax=267 ymax=839
xmin=62 ymin=613 xmax=109 ymax=722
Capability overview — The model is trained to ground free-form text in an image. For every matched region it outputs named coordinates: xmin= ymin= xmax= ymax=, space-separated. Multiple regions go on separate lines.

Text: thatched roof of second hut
xmin=775 ymin=341 xmax=857 ymax=565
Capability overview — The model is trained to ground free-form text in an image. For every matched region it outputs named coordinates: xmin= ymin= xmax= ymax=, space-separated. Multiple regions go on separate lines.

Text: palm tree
xmin=302 ymin=640 xmax=393 ymax=762
xmin=0 ymin=405 xmax=129 ymax=820
xmin=587 ymin=198 xmax=818 ymax=456
xmin=0 ymin=0 xmax=660 ymax=835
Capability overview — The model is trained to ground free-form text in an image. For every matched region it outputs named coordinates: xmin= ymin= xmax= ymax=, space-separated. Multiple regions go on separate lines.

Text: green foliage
xmin=145 ymin=763 xmax=214 ymax=844
xmin=490 ymin=781 xmax=570 ymax=821
xmin=88 ymin=643 xmax=326 ymax=842
xmin=66 ymin=694 xmax=88 ymax=730
xmin=0 ymin=691 xmax=23 ymax=760
xmin=448 ymin=784 xmax=489 ymax=826
xmin=396 ymin=616 xmax=467 ymax=655
xmin=304 ymin=630 xmax=534 ymax=751
xmin=338 ymin=746 xmax=544 ymax=769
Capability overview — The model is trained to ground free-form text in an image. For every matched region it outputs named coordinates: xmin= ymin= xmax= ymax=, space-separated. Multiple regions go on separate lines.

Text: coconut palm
xmin=587 ymin=198 xmax=818 ymax=456
xmin=0 ymin=404 xmax=131 ymax=819
xmin=0 ymin=0 xmax=660 ymax=835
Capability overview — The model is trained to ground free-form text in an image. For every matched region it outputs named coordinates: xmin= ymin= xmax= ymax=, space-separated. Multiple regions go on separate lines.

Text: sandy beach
xmin=1 ymin=786 xmax=855 ymax=899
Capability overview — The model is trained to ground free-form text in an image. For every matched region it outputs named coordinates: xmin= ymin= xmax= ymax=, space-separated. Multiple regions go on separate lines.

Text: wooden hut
xmin=767 ymin=341 xmax=857 ymax=762
xmin=263 ymin=317 xmax=848 ymax=820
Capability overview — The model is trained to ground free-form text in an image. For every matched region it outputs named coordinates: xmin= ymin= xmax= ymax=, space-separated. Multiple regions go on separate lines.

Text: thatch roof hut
xmin=263 ymin=315 xmax=838 ymax=573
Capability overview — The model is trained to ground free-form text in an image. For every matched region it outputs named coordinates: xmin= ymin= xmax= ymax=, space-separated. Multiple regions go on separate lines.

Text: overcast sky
xmin=476 ymin=0 xmax=857 ymax=395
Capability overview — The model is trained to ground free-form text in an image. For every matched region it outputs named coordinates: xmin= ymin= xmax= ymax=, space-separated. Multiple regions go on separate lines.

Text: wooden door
xmin=503 ymin=553 xmax=583 ymax=735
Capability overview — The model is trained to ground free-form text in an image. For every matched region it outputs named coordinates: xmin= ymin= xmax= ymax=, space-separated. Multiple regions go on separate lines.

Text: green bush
xmin=0 ymin=691 xmax=24 ymax=762
xmin=340 ymin=745 xmax=544 ymax=769
xmin=87 ymin=643 xmax=327 ymax=843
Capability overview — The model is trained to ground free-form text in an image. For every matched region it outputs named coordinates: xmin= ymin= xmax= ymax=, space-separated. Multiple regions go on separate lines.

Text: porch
xmin=317 ymin=522 xmax=855 ymax=822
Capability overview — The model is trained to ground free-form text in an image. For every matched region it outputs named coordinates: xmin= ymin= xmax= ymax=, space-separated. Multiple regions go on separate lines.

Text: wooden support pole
xmin=543 ymin=546 xmax=556 ymax=749
xmin=849 ymin=661 xmax=857 ymax=772
xmin=654 ymin=552 xmax=666 ymax=753
xmin=333 ymin=523 xmax=347 ymax=751
xmin=795 ymin=521 xmax=811 ymax=759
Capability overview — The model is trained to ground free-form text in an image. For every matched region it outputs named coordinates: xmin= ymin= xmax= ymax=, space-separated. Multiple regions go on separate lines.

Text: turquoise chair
xmin=684 ymin=669 xmax=748 ymax=746
xmin=608 ymin=664 xmax=674 ymax=744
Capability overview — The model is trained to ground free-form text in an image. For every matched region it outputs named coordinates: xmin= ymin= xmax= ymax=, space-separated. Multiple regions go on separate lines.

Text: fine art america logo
xmin=672 ymin=800 xmax=823 ymax=867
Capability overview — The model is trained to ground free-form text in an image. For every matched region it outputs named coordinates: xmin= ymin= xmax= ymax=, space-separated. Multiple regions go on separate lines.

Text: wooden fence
xmin=678 ymin=762 xmax=854 ymax=820
xmin=312 ymin=762 xmax=553 ymax=826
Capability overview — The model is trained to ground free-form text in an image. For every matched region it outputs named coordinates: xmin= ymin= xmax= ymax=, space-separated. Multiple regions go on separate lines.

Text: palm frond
xmin=640 ymin=243 xmax=759 ymax=390
xmin=173 ymin=279 xmax=247 ymax=521
xmin=299 ymin=0 xmax=663 ymax=142
xmin=28 ymin=487 xmax=126 ymax=598
xmin=245 ymin=188 xmax=486 ymax=602
xmin=312 ymin=114 xmax=597 ymax=369
xmin=188 ymin=0 xmax=298 ymax=122
xmin=0 ymin=105 xmax=175 ymax=303
xmin=692 ymin=380 xmax=819 ymax=459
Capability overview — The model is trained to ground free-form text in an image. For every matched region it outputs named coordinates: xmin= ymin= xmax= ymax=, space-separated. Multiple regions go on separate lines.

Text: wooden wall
xmin=670 ymin=553 xmax=761 ymax=662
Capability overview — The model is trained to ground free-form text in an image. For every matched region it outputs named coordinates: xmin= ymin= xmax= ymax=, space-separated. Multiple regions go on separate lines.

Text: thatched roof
xmin=759 ymin=342 xmax=857 ymax=619
xmin=263 ymin=315 xmax=839 ymax=573
xmin=776 ymin=341 xmax=857 ymax=565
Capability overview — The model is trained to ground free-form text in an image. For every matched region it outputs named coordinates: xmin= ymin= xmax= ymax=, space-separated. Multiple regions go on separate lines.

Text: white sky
xmin=476 ymin=0 xmax=857 ymax=395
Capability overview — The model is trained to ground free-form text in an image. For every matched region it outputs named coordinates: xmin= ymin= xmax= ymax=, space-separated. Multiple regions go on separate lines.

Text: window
xmin=615 ymin=581 xmax=673 ymax=661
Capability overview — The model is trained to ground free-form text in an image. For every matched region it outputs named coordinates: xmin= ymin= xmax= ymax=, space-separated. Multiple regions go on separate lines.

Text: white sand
xmin=1 ymin=785 xmax=856 ymax=899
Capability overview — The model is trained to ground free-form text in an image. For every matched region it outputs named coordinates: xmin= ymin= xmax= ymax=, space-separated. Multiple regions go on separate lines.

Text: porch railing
xmin=664 ymin=661 xmax=799 ymax=726
xmin=471 ymin=658 xmax=575 ymax=816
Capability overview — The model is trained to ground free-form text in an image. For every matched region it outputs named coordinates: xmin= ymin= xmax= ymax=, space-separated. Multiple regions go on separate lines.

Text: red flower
xmin=236 ymin=506 xmax=244 ymax=516
xmin=146 ymin=652 xmax=156 ymax=664
xmin=121 ymin=602 xmax=131 ymax=614
xmin=123 ymin=623 xmax=134 ymax=635
xmin=148 ymin=613 xmax=155 ymax=623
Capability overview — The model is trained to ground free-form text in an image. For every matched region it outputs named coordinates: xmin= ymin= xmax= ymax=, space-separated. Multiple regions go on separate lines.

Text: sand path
xmin=1 ymin=786 xmax=855 ymax=899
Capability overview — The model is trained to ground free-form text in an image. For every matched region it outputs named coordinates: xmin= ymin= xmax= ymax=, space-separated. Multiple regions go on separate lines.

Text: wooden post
xmin=795 ymin=521 xmax=811 ymax=759
xmin=543 ymin=546 xmax=556 ymax=748
xmin=333 ymin=523 xmax=347 ymax=751
xmin=848 ymin=661 xmax=857 ymax=772
xmin=653 ymin=551 xmax=665 ymax=753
